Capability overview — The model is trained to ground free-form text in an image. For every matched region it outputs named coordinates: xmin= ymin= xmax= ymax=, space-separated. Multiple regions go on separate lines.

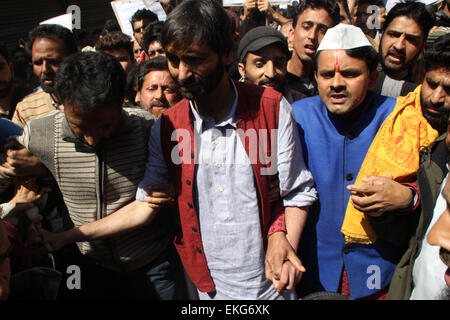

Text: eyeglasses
xmin=133 ymin=27 xmax=144 ymax=33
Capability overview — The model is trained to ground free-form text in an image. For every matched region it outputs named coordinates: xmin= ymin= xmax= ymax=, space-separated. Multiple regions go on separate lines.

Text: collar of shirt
xmin=189 ymin=79 xmax=239 ymax=133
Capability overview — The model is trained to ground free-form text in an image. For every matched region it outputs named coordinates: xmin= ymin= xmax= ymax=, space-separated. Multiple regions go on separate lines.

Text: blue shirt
xmin=292 ymin=92 xmax=403 ymax=299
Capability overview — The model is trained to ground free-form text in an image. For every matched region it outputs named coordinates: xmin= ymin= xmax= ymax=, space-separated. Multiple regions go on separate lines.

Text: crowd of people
xmin=0 ymin=0 xmax=449 ymax=301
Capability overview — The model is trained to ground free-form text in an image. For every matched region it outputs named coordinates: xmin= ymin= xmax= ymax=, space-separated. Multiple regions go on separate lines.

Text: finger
xmin=385 ymin=174 xmax=393 ymax=180
xmin=347 ymin=183 xmax=379 ymax=193
xmin=285 ymin=263 xmax=297 ymax=291
xmin=286 ymin=251 xmax=306 ymax=273
xmin=145 ymin=196 xmax=175 ymax=204
xmin=270 ymin=255 xmax=284 ymax=281
xmin=350 ymin=194 xmax=380 ymax=209
xmin=146 ymin=191 xmax=171 ymax=198
xmin=0 ymin=164 xmax=16 ymax=176
xmin=351 ymin=200 xmax=384 ymax=214
xmin=265 ymin=259 xmax=273 ymax=282
xmin=277 ymin=263 xmax=290 ymax=292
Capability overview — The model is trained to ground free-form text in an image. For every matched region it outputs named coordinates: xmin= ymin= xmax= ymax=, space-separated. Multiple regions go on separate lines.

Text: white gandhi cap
xmin=317 ymin=24 xmax=372 ymax=52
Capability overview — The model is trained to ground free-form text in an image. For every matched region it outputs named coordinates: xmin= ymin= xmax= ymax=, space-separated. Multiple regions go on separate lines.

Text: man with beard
xmin=136 ymin=56 xmax=181 ymax=118
xmin=12 ymin=24 xmax=77 ymax=127
xmin=388 ymin=33 xmax=450 ymax=300
xmin=373 ymin=2 xmax=434 ymax=99
xmin=237 ymin=26 xmax=306 ymax=104
xmin=287 ymin=0 xmax=340 ymax=97
xmin=270 ymin=24 xmax=438 ymax=299
xmin=0 ymin=43 xmax=31 ymax=119
xmin=35 ymin=0 xmax=318 ymax=300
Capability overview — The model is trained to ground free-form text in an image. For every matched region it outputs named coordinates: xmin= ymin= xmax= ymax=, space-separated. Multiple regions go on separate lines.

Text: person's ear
xmin=238 ymin=62 xmax=246 ymax=78
xmin=368 ymin=69 xmax=379 ymax=90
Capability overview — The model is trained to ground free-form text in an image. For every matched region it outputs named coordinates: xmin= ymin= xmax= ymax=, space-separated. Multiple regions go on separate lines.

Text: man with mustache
xmin=287 ymin=0 xmax=340 ymax=97
xmin=388 ymin=33 xmax=450 ymax=300
xmin=136 ymin=56 xmax=181 ymax=118
xmin=237 ymin=26 xmax=306 ymax=104
xmin=12 ymin=24 xmax=77 ymax=127
xmin=373 ymin=2 xmax=435 ymax=99
xmin=270 ymin=24 xmax=438 ymax=299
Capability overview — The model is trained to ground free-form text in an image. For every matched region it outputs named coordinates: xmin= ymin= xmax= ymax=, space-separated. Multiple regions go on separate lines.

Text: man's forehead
xmin=32 ymin=37 xmax=67 ymax=55
xmin=317 ymin=50 xmax=354 ymax=67
xmin=146 ymin=69 xmax=172 ymax=80
xmin=165 ymin=39 xmax=211 ymax=56
xmin=426 ymin=68 xmax=450 ymax=84
xmin=297 ymin=7 xmax=331 ymax=23
xmin=385 ymin=16 xmax=423 ymax=35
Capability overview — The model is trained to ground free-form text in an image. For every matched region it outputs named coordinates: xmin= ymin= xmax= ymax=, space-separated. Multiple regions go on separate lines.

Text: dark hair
xmin=160 ymin=0 xmax=233 ymax=56
xmin=424 ymin=33 xmax=450 ymax=72
xmin=292 ymin=0 xmax=340 ymax=28
xmin=337 ymin=0 xmax=353 ymax=24
xmin=382 ymin=1 xmax=435 ymax=39
xmin=101 ymin=19 xmax=121 ymax=36
xmin=356 ymin=0 xmax=385 ymax=8
xmin=130 ymin=9 xmax=158 ymax=28
xmin=0 ymin=42 xmax=10 ymax=62
xmin=136 ymin=56 xmax=170 ymax=91
xmin=27 ymin=24 xmax=77 ymax=56
xmin=54 ymin=51 xmax=126 ymax=111
xmin=315 ymin=46 xmax=379 ymax=73
xmin=95 ymin=31 xmax=134 ymax=60
xmin=141 ymin=21 xmax=164 ymax=54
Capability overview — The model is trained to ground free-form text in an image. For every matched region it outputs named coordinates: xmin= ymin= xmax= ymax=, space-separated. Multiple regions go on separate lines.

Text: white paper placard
xmin=40 ymin=13 xmax=73 ymax=31
xmin=111 ymin=0 xmax=166 ymax=40
xmin=223 ymin=0 xmax=291 ymax=6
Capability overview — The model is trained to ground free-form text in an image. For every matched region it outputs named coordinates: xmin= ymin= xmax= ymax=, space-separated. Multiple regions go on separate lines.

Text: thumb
xmin=286 ymin=251 xmax=306 ymax=273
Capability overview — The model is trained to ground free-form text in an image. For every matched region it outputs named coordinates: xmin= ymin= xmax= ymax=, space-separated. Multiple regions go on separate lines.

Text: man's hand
xmin=0 ymin=141 xmax=48 ymax=177
xmin=144 ymin=184 xmax=176 ymax=208
xmin=9 ymin=178 xmax=51 ymax=205
xmin=347 ymin=174 xmax=414 ymax=217
xmin=243 ymin=0 xmax=258 ymax=20
xmin=265 ymin=231 xmax=306 ymax=294
xmin=257 ymin=0 xmax=275 ymax=17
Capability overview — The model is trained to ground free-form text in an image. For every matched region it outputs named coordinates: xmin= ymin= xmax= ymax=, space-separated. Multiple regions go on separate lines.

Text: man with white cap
xmin=268 ymin=24 xmax=437 ymax=299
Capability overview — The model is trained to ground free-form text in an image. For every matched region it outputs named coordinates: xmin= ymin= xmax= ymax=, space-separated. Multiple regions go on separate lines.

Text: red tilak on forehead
xmin=334 ymin=50 xmax=340 ymax=73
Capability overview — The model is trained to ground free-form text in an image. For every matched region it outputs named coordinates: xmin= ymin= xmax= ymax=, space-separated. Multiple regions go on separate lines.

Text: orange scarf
xmin=341 ymin=86 xmax=439 ymax=244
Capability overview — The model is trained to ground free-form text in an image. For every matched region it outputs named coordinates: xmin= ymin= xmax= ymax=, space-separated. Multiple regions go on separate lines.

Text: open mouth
xmin=426 ymin=106 xmax=443 ymax=115
xmin=330 ymin=94 xmax=347 ymax=103
xmin=304 ymin=44 xmax=317 ymax=55
xmin=387 ymin=53 xmax=404 ymax=64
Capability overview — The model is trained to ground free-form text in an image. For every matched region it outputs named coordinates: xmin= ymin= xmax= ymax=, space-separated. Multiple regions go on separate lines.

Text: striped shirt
xmin=18 ymin=107 xmax=175 ymax=272
xmin=12 ymin=88 xmax=57 ymax=127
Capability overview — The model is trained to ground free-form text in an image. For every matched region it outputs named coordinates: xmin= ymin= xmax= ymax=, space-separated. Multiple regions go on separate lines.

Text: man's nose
xmin=264 ymin=60 xmax=276 ymax=79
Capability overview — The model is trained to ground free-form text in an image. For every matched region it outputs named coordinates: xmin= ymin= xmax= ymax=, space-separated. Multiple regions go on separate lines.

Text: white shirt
xmin=410 ymin=173 xmax=449 ymax=300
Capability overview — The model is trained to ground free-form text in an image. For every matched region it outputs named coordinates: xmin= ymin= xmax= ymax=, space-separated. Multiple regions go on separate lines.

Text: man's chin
xmin=41 ymin=83 xmax=54 ymax=94
xmin=150 ymin=106 xmax=168 ymax=118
